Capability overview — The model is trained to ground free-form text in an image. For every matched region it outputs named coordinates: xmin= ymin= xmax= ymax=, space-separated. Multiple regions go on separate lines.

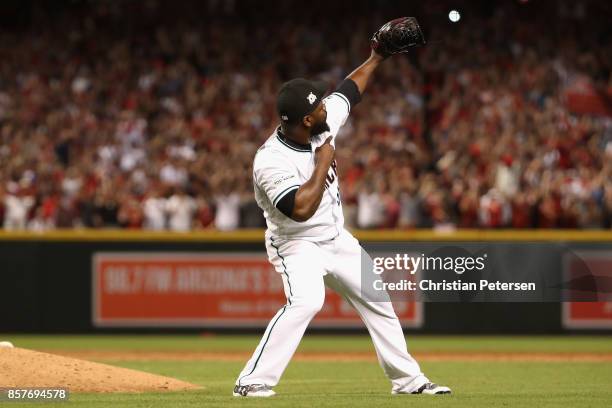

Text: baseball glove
xmin=371 ymin=17 xmax=425 ymax=58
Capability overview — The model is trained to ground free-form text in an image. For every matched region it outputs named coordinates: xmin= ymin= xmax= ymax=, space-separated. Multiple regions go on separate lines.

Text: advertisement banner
xmin=563 ymin=251 xmax=612 ymax=329
xmin=92 ymin=252 xmax=422 ymax=328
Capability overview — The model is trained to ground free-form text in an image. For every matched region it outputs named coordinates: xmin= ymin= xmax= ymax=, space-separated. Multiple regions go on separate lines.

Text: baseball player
xmin=234 ymin=18 xmax=451 ymax=397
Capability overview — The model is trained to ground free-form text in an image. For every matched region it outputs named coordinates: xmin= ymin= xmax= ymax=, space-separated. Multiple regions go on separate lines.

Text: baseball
xmin=0 ymin=341 xmax=14 ymax=348
xmin=449 ymin=10 xmax=461 ymax=23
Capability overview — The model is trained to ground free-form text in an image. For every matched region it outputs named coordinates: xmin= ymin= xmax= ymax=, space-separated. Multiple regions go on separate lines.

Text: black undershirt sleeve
xmin=276 ymin=188 xmax=297 ymax=218
xmin=335 ymin=78 xmax=362 ymax=108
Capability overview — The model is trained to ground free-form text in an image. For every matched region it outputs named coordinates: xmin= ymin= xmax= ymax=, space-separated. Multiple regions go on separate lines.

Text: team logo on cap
xmin=307 ymin=92 xmax=317 ymax=105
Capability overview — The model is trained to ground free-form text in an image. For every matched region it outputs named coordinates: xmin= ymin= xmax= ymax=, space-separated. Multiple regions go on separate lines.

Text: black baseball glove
xmin=371 ymin=17 xmax=426 ymax=58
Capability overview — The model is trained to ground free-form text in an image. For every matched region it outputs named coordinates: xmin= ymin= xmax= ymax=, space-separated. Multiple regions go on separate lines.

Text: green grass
xmin=7 ymin=360 xmax=612 ymax=408
xmin=4 ymin=334 xmax=612 ymax=353
xmin=2 ymin=335 xmax=612 ymax=407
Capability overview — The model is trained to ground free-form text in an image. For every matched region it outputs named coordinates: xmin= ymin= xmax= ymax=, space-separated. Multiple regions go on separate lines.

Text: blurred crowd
xmin=0 ymin=0 xmax=610 ymax=231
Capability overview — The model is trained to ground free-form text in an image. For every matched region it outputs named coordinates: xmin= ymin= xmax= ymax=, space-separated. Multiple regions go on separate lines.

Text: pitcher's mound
xmin=0 ymin=347 xmax=201 ymax=393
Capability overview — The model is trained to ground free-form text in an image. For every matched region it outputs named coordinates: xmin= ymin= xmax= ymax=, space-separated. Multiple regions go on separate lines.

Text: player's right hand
xmin=315 ymin=136 xmax=335 ymax=166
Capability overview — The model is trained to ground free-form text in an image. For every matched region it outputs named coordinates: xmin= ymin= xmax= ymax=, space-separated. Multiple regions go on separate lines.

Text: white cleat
xmin=233 ymin=384 xmax=276 ymax=397
xmin=393 ymin=382 xmax=452 ymax=395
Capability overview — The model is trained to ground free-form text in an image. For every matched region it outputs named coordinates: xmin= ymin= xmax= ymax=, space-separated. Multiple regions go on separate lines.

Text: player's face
xmin=307 ymin=100 xmax=329 ymax=137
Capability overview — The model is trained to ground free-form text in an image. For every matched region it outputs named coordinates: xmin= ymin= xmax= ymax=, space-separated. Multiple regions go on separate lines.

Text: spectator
xmin=357 ymin=180 xmax=386 ymax=229
xmin=28 ymin=207 xmax=55 ymax=232
xmin=143 ymin=188 xmax=167 ymax=231
xmin=214 ymin=187 xmax=241 ymax=231
xmin=0 ymin=1 xmax=609 ymax=231
xmin=3 ymin=190 xmax=34 ymax=230
xmin=166 ymin=188 xmax=197 ymax=232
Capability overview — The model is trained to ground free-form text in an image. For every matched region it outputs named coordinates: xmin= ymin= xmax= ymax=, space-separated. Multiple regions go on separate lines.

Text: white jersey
xmin=253 ymin=92 xmax=351 ymax=241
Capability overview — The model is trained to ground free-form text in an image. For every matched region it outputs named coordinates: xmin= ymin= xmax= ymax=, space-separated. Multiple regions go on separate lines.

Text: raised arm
xmin=346 ymin=50 xmax=385 ymax=96
xmin=346 ymin=16 xmax=425 ymax=96
xmin=322 ymin=50 xmax=384 ymax=135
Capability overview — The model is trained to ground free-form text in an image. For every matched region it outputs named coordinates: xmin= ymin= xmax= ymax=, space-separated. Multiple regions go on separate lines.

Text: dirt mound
xmin=0 ymin=347 xmax=200 ymax=393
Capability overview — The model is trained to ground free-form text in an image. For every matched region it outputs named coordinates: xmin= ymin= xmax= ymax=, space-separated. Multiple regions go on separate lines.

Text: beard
xmin=309 ymin=120 xmax=330 ymax=137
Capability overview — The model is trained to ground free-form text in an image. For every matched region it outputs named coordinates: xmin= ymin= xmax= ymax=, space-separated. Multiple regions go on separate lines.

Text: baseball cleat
xmin=233 ymin=384 xmax=276 ymax=397
xmin=393 ymin=382 xmax=452 ymax=395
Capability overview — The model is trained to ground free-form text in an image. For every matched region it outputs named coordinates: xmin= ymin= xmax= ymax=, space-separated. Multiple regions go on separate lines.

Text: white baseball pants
xmin=235 ymin=229 xmax=428 ymax=393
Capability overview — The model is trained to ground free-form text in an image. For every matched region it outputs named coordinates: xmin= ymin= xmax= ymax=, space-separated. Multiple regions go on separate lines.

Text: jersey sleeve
xmin=324 ymin=79 xmax=361 ymax=139
xmin=324 ymin=92 xmax=350 ymax=138
xmin=253 ymin=150 xmax=301 ymax=208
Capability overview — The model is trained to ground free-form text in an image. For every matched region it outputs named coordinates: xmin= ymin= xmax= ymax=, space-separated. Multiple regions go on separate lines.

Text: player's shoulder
xmin=255 ymin=133 xmax=282 ymax=158
xmin=324 ymin=91 xmax=351 ymax=112
xmin=254 ymin=131 xmax=291 ymax=167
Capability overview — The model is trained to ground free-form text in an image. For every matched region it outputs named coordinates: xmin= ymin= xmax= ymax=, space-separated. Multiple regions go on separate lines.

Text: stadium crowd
xmin=0 ymin=0 xmax=610 ymax=231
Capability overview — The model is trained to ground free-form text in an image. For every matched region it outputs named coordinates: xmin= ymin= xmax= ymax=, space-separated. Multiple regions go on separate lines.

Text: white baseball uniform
xmin=236 ymin=87 xmax=429 ymax=393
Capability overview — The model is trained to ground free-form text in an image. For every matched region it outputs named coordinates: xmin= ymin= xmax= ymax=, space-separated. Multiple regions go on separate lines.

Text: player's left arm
xmin=346 ymin=49 xmax=385 ymax=96
xmin=327 ymin=17 xmax=424 ymax=137
xmin=324 ymin=50 xmax=384 ymax=137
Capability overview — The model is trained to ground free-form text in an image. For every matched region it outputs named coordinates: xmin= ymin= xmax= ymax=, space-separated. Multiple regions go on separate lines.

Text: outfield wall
xmin=0 ymin=229 xmax=611 ymax=333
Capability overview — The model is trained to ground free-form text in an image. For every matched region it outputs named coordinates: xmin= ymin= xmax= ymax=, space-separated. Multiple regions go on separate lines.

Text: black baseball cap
xmin=277 ymin=78 xmax=327 ymax=124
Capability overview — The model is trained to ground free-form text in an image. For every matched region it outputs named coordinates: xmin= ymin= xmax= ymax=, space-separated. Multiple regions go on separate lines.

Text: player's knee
xmin=309 ymin=294 xmax=325 ymax=315
xmin=293 ymin=293 xmax=325 ymax=317
xmin=302 ymin=302 xmax=324 ymax=318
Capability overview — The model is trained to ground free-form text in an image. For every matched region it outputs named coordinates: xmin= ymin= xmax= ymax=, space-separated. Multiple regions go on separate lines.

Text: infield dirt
xmin=0 ymin=347 xmax=200 ymax=393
